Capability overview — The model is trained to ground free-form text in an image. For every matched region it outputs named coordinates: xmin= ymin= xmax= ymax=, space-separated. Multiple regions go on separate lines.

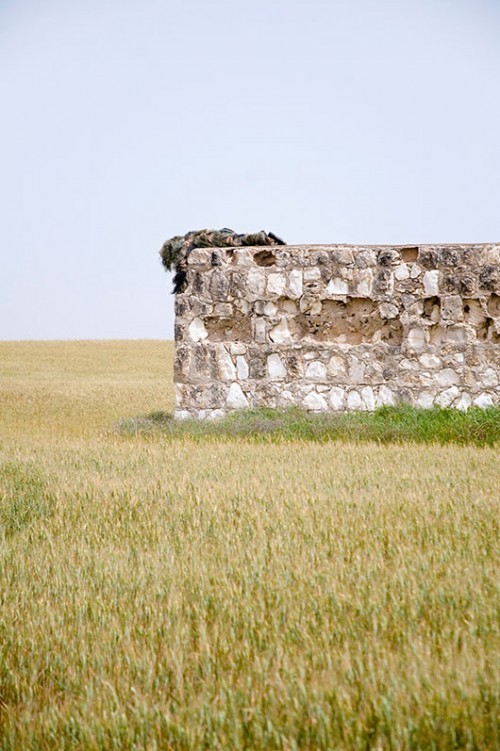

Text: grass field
xmin=0 ymin=341 xmax=498 ymax=750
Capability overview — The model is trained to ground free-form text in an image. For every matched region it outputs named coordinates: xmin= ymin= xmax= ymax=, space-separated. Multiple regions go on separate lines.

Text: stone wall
xmin=174 ymin=244 xmax=500 ymax=419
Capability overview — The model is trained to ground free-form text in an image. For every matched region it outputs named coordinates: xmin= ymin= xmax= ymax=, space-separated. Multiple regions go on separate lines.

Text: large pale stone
xmin=329 ymin=387 xmax=345 ymax=410
xmin=482 ymin=368 xmax=498 ymax=388
xmin=247 ymin=268 xmax=266 ymax=297
xmin=419 ymin=353 xmax=441 ymax=369
xmin=188 ymin=317 xmax=208 ymax=342
xmin=216 ymin=347 xmax=236 ymax=381
xmin=377 ymin=386 xmax=396 ymax=407
xmin=347 ymin=390 xmax=362 ymax=410
xmin=303 ymin=391 xmax=328 ymax=411
xmin=226 ymin=383 xmax=249 ymax=409
xmin=326 ymin=277 xmax=349 ymax=296
xmin=361 ymin=386 xmax=376 ymax=411
xmin=416 ymin=392 xmax=434 ymax=409
xmin=304 ymin=266 xmax=321 ymax=281
xmin=306 ymin=360 xmax=327 ymax=380
xmin=267 ymin=353 xmax=287 ymax=379
xmin=435 ymin=386 xmax=460 ymax=407
xmin=423 ymin=270 xmax=440 ymax=296
xmin=407 ymin=327 xmax=426 ymax=350
xmin=379 ymin=302 xmax=399 ymax=319
xmin=473 ymin=393 xmax=494 ymax=408
xmin=236 ymin=356 xmax=249 ymax=379
xmin=269 ymin=318 xmax=292 ymax=344
xmin=288 ymin=269 xmax=303 ymax=297
xmin=394 ymin=263 xmax=410 ymax=281
xmin=254 ymin=318 xmax=267 ymax=343
xmin=328 ymin=355 xmax=346 ymax=377
xmin=355 ymin=269 xmax=373 ymax=296
xmin=267 ymin=273 xmax=286 ymax=296
xmin=348 ymin=358 xmax=366 ymax=383
xmin=455 ymin=393 xmax=472 ymax=411
xmin=437 ymin=368 xmax=460 ymax=387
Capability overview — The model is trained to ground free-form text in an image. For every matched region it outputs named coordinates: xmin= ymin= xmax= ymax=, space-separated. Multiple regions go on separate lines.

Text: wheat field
xmin=0 ymin=341 xmax=498 ymax=750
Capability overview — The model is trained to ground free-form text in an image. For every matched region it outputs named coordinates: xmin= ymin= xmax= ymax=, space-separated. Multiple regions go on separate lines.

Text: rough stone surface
xmin=173 ymin=244 xmax=500 ymax=418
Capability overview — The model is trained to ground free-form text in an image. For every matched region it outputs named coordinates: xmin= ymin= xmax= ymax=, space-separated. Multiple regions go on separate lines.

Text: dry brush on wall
xmin=173 ymin=244 xmax=500 ymax=419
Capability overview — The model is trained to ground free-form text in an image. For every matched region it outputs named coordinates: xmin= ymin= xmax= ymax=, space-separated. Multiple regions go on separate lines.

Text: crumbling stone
xmin=171 ymin=243 xmax=500 ymax=418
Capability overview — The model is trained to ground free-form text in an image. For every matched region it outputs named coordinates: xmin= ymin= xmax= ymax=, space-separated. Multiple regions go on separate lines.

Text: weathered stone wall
xmin=174 ymin=244 xmax=500 ymax=418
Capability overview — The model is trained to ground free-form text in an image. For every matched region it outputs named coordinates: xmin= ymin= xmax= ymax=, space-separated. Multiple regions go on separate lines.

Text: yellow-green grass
xmin=0 ymin=341 xmax=498 ymax=750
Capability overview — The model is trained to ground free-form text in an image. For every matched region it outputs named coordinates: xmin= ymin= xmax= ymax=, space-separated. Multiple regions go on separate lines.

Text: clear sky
xmin=1 ymin=0 xmax=499 ymax=340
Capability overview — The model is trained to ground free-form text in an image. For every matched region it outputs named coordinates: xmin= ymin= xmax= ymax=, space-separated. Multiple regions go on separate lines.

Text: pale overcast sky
xmin=1 ymin=0 xmax=499 ymax=340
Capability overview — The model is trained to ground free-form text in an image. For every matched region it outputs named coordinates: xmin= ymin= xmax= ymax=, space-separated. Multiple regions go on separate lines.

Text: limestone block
xmin=437 ymin=368 xmax=460 ymax=387
xmin=379 ymin=303 xmax=399 ymax=319
xmin=236 ymin=356 xmax=249 ymax=380
xmin=481 ymin=368 xmax=498 ymax=387
xmin=354 ymin=269 xmax=373 ymax=296
xmin=347 ymin=390 xmax=362 ymax=410
xmin=348 ymin=357 xmax=366 ymax=383
xmin=215 ymin=346 xmax=236 ymax=381
xmin=394 ymin=263 xmax=410 ymax=281
xmin=361 ymin=386 xmax=376 ymax=411
xmin=419 ymin=353 xmax=441 ymax=369
xmin=473 ymin=393 xmax=494 ymax=408
xmin=455 ymin=393 xmax=472 ymax=411
xmin=416 ymin=393 xmax=434 ymax=409
xmin=377 ymin=386 xmax=396 ymax=407
xmin=329 ymin=387 xmax=345 ymax=410
xmin=267 ymin=353 xmax=287 ymax=379
xmin=254 ymin=318 xmax=267 ymax=343
xmin=423 ymin=270 xmax=440 ymax=296
xmin=304 ymin=266 xmax=321 ymax=282
xmin=328 ymin=355 xmax=347 ymax=377
xmin=264 ymin=301 xmax=278 ymax=317
xmin=407 ymin=327 xmax=426 ymax=350
xmin=303 ymin=391 xmax=328 ymax=411
xmin=267 ymin=273 xmax=286 ymax=296
xmin=247 ymin=268 xmax=266 ymax=298
xmin=229 ymin=342 xmax=247 ymax=355
xmin=226 ymin=383 xmax=249 ymax=409
xmin=306 ymin=361 xmax=327 ymax=380
xmin=288 ymin=269 xmax=303 ymax=298
xmin=188 ymin=317 xmax=208 ymax=342
xmin=269 ymin=318 xmax=292 ymax=344
xmin=326 ymin=278 xmax=348 ymax=296
xmin=435 ymin=386 xmax=460 ymax=407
